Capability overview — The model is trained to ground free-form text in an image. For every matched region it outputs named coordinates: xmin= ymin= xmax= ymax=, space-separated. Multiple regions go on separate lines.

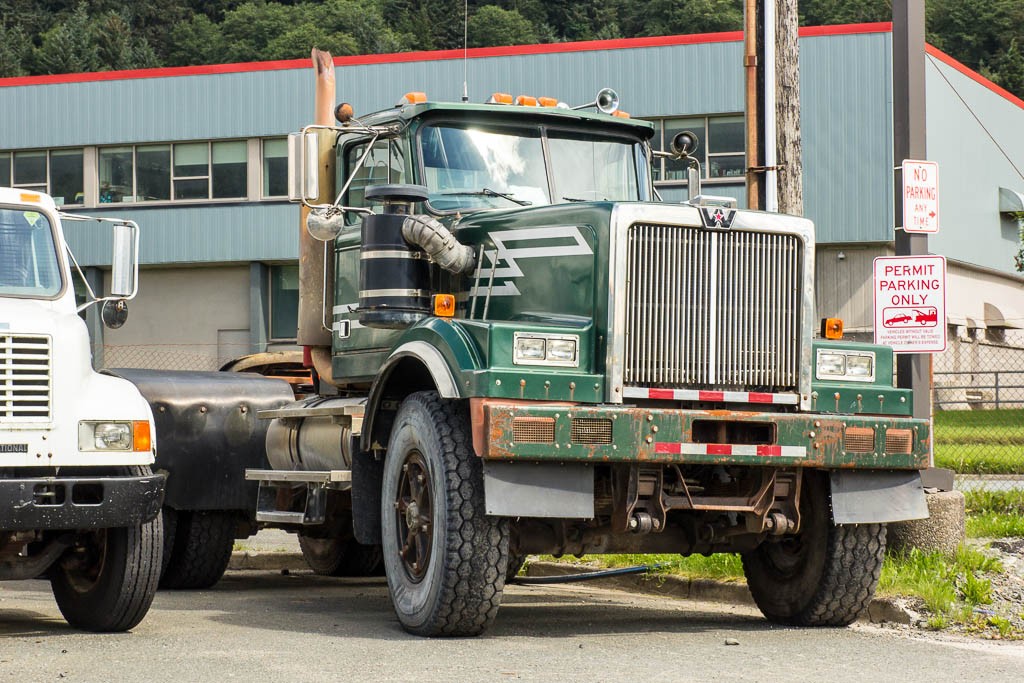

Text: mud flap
xmin=829 ymin=470 xmax=929 ymax=524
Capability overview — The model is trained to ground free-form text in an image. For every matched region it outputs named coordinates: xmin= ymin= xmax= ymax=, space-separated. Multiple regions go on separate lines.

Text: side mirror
xmin=101 ymin=299 xmax=129 ymax=329
xmin=110 ymin=222 xmax=138 ymax=298
xmin=288 ymin=131 xmax=320 ymax=202
xmin=687 ymin=161 xmax=702 ymax=199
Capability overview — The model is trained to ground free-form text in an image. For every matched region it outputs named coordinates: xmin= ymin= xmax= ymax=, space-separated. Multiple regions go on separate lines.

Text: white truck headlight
xmin=79 ymin=421 xmax=133 ymax=451
xmin=815 ymin=350 xmax=876 ymax=383
xmin=513 ymin=332 xmax=579 ymax=367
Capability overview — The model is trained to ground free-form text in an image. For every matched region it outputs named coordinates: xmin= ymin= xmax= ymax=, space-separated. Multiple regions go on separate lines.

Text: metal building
xmin=1 ymin=22 xmax=1021 ymax=373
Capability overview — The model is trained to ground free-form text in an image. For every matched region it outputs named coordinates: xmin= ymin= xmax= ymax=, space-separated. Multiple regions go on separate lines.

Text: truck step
xmin=245 ymin=469 xmax=352 ymax=485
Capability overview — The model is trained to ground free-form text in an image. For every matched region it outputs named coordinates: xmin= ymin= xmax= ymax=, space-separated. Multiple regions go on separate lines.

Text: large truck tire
xmin=742 ymin=473 xmax=886 ymax=626
xmin=298 ymin=534 xmax=384 ymax=577
xmin=160 ymin=510 xmax=236 ymax=590
xmin=50 ymin=466 xmax=163 ymax=632
xmin=381 ymin=391 xmax=509 ymax=637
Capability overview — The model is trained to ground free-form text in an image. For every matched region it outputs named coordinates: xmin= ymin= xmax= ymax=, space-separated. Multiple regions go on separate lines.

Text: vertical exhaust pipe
xmin=299 ymin=48 xmax=338 ymax=384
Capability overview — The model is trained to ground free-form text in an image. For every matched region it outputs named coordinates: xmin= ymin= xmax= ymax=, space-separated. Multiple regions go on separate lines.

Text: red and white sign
xmin=902 ymin=159 xmax=939 ymax=233
xmin=873 ymin=255 xmax=947 ymax=353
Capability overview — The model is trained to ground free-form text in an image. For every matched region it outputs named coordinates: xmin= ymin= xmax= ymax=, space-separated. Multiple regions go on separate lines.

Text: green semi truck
xmin=220 ymin=72 xmax=931 ymax=637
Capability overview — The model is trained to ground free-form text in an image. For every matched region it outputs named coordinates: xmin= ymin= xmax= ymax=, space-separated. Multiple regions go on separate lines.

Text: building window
xmin=269 ymin=265 xmax=299 ymax=340
xmin=99 ymin=140 xmax=248 ymax=203
xmin=262 ymin=138 xmax=288 ymax=198
xmin=0 ymin=149 xmax=84 ymax=205
xmin=649 ymin=115 xmax=746 ymax=182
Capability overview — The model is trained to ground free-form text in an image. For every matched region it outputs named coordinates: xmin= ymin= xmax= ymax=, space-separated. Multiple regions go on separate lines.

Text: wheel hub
xmin=395 ymin=451 xmax=433 ymax=582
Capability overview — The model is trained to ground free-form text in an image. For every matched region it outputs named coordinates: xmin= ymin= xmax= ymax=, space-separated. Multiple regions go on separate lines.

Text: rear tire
xmin=742 ymin=473 xmax=886 ymax=626
xmin=160 ymin=510 xmax=236 ymax=589
xmin=298 ymin=534 xmax=384 ymax=577
xmin=50 ymin=466 xmax=162 ymax=632
xmin=381 ymin=391 xmax=509 ymax=637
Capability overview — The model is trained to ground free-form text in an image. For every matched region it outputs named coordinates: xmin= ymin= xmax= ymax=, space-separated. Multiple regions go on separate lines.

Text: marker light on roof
xmin=397 ymin=91 xmax=427 ymax=106
xmin=487 ymin=93 xmax=513 ymax=104
xmin=537 ymin=97 xmax=559 ymax=107
xmin=515 ymin=95 xmax=538 ymax=106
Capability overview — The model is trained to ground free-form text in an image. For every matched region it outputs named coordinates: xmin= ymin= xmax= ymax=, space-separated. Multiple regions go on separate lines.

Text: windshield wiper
xmin=439 ymin=187 xmax=532 ymax=206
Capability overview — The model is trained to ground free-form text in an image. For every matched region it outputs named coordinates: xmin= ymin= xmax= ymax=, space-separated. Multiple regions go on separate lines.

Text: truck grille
xmin=0 ymin=334 xmax=51 ymax=422
xmin=624 ymin=224 xmax=801 ymax=392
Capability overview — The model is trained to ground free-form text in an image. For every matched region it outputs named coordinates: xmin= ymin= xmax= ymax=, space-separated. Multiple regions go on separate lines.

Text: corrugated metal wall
xmin=2 ymin=31 xmax=900 ymax=266
xmin=925 ymin=55 xmax=1024 ymax=275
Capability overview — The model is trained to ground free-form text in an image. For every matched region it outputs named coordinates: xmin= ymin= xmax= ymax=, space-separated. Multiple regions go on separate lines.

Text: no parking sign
xmin=873 ymin=255 xmax=947 ymax=352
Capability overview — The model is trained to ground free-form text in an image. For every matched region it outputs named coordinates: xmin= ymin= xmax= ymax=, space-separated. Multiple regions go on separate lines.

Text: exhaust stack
xmin=298 ymin=48 xmax=337 ymax=384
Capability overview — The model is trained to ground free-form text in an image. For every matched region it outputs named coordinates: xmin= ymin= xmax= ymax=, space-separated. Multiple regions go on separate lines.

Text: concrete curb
xmin=519 ymin=562 xmax=917 ymax=625
xmin=227 ymin=553 xmax=916 ymax=625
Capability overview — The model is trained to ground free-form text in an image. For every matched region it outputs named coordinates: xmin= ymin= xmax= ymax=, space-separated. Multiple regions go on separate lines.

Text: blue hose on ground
xmin=510 ymin=563 xmax=668 ymax=585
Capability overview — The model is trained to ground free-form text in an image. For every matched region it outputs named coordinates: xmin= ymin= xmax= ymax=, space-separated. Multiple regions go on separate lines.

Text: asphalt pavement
xmin=1 ymin=568 xmax=1022 ymax=682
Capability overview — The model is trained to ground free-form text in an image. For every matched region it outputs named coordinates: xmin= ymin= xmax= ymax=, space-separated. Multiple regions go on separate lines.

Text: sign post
xmin=874 ymin=255 xmax=947 ymax=353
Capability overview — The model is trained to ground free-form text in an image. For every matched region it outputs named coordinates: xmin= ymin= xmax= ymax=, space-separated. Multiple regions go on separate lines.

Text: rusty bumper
xmin=471 ymin=399 xmax=930 ymax=469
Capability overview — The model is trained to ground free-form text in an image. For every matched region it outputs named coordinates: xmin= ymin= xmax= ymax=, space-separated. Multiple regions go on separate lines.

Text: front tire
xmin=50 ymin=467 xmax=163 ymax=632
xmin=742 ymin=472 xmax=886 ymax=626
xmin=381 ymin=391 xmax=509 ymax=637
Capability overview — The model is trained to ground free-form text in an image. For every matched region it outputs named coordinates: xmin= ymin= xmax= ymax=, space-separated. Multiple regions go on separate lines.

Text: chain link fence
xmin=92 ymin=343 xmax=272 ymax=372
xmin=934 ymin=328 xmax=1024 ymax=491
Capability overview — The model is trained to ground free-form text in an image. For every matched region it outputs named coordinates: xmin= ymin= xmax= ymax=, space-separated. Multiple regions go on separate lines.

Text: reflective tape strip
xmin=358 ymin=288 xmax=430 ymax=298
xmin=623 ymin=387 xmax=799 ymax=405
xmin=654 ymin=443 xmax=807 ymax=457
xmin=360 ymin=250 xmax=424 ymax=260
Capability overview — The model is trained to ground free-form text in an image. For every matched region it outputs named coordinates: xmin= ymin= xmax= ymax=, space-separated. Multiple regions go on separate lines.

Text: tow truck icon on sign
xmin=883 ymin=306 xmax=938 ymax=328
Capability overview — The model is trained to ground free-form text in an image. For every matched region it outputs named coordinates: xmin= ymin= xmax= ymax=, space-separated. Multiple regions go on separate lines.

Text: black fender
xmin=104 ymin=368 xmax=294 ymax=512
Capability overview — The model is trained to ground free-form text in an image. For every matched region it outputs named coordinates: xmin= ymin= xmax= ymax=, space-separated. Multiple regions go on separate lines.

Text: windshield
xmin=419 ymin=123 xmax=642 ymax=212
xmin=0 ymin=207 xmax=62 ymax=298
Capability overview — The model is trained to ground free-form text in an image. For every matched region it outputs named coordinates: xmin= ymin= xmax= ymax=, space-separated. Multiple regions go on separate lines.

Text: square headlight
xmin=78 ymin=421 xmax=133 ymax=451
xmin=514 ymin=336 xmax=546 ymax=362
xmin=846 ymin=354 xmax=875 ymax=379
xmin=816 ymin=351 xmax=846 ymax=378
xmin=513 ymin=332 xmax=579 ymax=367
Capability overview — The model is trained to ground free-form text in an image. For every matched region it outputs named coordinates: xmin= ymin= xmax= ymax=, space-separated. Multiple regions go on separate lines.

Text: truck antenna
xmin=461 ymin=0 xmax=469 ymax=102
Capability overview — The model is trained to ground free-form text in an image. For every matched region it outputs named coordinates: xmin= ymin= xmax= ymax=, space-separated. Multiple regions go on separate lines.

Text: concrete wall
xmin=100 ymin=266 xmax=251 ymax=370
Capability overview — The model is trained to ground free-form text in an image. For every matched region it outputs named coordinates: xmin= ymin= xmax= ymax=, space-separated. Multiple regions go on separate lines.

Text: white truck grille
xmin=623 ymin=223 xmax=802 ymax=392
xmin=0 ymin=334 xmax=51 ymax=422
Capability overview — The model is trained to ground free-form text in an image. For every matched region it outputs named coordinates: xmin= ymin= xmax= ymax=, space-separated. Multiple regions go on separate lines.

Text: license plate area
xmin=691 ymin=420 xmax=776 ymax=445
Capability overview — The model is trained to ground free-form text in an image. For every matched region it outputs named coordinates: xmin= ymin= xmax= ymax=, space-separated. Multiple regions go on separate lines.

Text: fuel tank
xmin=264 ymin=397 xmax=365 ymax=472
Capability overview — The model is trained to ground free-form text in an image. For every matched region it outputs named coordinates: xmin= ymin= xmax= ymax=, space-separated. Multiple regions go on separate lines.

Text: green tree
xmin=32 ymin=3 xmax=100 ymax=74
xmin=468 ymin=5 xmax=537 ymax=47
xmin=622 ymin=0 xmax=743 ymax=38
xmin=167 ymin=14 xmax=226 ymax=66
xmin=0 ymin=21 xmax=30 ymax=77
xmin=799 ymin=0 xmax=891 ymax=26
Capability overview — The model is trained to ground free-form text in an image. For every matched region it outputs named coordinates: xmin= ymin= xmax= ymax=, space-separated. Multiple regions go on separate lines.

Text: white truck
xmin=0 ymin=187 xmax=163 ymax=632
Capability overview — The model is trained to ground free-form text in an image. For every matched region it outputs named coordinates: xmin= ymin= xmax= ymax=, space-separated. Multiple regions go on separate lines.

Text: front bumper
xmin=474 ymin=400 xmax=930 ymax=469
xmin=0 ymin=473 xmax=165 ymax=531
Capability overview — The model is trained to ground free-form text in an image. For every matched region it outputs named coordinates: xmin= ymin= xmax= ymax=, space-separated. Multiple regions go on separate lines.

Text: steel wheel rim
xmin=62 ymin=529 xmax=109 ymax=593
xmin=395 ymin=450 xmax=433 ymax=582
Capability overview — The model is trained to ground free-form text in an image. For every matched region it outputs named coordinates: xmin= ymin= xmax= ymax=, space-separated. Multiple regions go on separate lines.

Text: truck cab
xmin=0 ymin=187 xmax=163 ymax=632
xmin=251 ymin=87 xmax=930 ymax=637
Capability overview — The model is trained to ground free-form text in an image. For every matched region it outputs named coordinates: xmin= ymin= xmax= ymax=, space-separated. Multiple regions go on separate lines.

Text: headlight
xmin=513 ymin=332 xmax=579 ymax=367
xmin=815 ymin=350 xmax=876 ymax=383
xmin=79 ymin=421 xmax=133 ymax=451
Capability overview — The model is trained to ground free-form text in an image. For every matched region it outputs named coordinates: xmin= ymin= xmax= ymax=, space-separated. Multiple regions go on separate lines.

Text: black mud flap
xmin=829 ymin=470 xmax=929 ymax=524
xmin=104 ymin=368 xmax=294 ymax=512
xmin=351 ymin=451 xmax=383 ymax=545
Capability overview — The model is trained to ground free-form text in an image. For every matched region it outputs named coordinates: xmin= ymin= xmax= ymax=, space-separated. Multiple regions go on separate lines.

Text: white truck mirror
xmin=288 ymin=132 xmax=320 ymax=202
xmin=110 ymin=221 xmax=138 ymax=298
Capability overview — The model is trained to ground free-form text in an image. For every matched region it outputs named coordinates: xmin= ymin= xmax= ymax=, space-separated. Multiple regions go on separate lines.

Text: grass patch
xmin=934 ymin=409 xmax=1024 ymax=474
xmin=964 ymin=489 xmax=1024 ymax=514
xmin=877 ymin=546 xmax=1011 ymax=633
xmin=935 ymin=444 xmax=1024 ymax=474
xmin=538 ymin=553 xmax=744 ymax=581
xmin=966 ymin=512 xmax=1024 ymax=538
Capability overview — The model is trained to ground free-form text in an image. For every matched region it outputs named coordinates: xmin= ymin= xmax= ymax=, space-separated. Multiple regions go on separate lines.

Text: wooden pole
xmin=744 ymin=0 xmax=761 ymax=210
xmin=775 ymin=0 xmax=803 ymax=215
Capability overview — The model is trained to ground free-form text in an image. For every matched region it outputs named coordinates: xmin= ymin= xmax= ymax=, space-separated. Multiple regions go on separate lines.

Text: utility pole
xmin=893 ymin=1 xmax=933 ymax=426
xmin=749 ymin=0 xmax=802 ymax=215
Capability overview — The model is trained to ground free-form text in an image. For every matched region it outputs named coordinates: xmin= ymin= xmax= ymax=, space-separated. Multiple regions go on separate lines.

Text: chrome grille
xmin=0 ymin=334 xmax=51 ymax=422
xmin=512 ymin=417 xmax=555 ymax=444
xmin=624 ymin=224 xmax=801 ymax=392
xmin=571 ymin=418 xmax=613 ymax=445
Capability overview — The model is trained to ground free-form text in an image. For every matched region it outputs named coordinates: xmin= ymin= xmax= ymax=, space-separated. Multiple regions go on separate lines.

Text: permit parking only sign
xmin=874 ymin=255 xmax=947 ymax=353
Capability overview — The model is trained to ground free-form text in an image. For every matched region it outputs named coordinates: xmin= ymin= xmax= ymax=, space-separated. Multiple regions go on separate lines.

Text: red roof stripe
xmin=0 ymin=22 xmax=893 ymax=88
xmin=925 ymin=44 xmax=1024 ymax=112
